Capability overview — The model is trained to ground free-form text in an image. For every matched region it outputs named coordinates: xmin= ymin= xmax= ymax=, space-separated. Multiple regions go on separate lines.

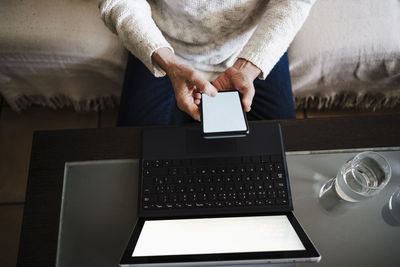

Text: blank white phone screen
xmin=202 ymin=91 xmax=247 ymax=133
xmin=132 ymin=215 xmax=305 ymax=257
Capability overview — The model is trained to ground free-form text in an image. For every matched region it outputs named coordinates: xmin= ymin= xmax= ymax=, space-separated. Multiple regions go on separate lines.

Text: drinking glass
xmin=320 ymin=151 xmax=392 ymax=203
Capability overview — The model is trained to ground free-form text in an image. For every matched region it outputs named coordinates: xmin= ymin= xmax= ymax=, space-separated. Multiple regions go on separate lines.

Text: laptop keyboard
xmin=141 ymin=155 xmax=290 ymax=212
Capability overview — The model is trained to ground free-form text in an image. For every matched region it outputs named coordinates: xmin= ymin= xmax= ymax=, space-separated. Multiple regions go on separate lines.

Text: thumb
xmin=241 ymin=85 xmax=255 ymax=112
xmin=192 ymin=74 xmax=218 ymax=97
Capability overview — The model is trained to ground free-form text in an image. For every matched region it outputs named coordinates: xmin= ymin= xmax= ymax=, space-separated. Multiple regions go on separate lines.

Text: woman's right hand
xmin=152 ymin=48 xmax=217 ymax=121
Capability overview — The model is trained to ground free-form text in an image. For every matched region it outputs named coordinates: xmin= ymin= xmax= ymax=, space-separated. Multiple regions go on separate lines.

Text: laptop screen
xmin=132 ymin=215 xmax=305 ymax=257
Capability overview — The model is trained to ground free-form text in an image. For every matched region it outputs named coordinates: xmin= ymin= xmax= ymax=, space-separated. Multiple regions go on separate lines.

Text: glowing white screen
xmin=132 ymin=215 xmax=305 ymax=257
xmin=202 ymin=91 xmax=247 ymax=133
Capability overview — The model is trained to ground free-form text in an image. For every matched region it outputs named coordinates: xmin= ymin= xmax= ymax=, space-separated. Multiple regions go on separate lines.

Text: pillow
xmin=288 ymin=0 xmax=400 ymax=110
xmin=0 ymin=0 xmax=127 ymax=111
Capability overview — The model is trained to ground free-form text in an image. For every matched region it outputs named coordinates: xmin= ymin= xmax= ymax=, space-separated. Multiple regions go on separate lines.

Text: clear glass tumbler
xmin=320 ymin=151 xmax=392 ymax=202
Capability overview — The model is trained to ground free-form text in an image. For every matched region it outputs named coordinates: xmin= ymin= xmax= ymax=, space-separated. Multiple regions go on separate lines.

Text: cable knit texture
xmin=99 ymin=0 xmax=316 ymax=80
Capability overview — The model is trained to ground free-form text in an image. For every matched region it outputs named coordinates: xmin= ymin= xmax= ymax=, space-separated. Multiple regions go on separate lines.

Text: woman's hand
xmin=152 ymin=48 xmax=217 ymax=121
xmin=212 ymin=58 xmax=261 ymax=112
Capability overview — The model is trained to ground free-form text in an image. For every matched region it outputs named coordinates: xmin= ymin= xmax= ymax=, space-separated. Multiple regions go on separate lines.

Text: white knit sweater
xmin=99 ymin=0 xmax=316 ymax=81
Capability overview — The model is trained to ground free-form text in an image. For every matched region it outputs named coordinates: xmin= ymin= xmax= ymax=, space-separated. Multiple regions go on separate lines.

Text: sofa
xmin=0 ymin=0 xmax=399 ymax=112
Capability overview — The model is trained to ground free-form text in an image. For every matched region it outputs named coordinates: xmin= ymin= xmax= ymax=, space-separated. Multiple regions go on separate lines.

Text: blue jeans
xmin=117 ymin=53 xmax=295 ymax=126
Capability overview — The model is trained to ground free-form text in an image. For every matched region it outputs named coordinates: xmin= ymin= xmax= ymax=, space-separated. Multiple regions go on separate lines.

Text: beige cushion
xmin=288 ymin=0 xmax=400 ymax=110
xmin=0 ymin=0 xmax=127 ymax=111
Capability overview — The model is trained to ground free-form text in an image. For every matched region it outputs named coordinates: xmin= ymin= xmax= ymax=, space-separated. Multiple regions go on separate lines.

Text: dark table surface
xmin=17 ymin=115 xmax=400 ymax=266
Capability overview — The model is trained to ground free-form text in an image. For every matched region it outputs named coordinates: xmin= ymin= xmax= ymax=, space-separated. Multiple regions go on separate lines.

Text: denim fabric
xmin=117 ymin=53 xmax=295 ymax=127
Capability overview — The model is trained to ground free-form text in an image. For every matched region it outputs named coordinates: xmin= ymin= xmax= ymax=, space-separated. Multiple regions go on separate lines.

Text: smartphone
xmin=201 ymin=90 xmax=249 ymax=139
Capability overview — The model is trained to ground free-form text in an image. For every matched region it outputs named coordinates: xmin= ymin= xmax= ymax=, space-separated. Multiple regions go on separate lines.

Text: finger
xmin=240 ymin=84 xmax=255 ymax=112
xmin=212 ymin=75 xmax=231 ymax=91
xmin=192 ymin=73 xmax=218 ymax=97
xmin=185 ymin=103 xmax=201 ymax=121
xmin=194 ymin=98 xmax=201 ymax=106
xmin=178 ymin=98 xmax=201 ymax=121
xmin=193 ymin=92 xmax=202 ymax=99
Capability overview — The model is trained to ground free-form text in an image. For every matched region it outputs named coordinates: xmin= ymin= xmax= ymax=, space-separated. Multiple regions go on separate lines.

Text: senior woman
xmin=99 ymin=0 xmax=316 ymax=126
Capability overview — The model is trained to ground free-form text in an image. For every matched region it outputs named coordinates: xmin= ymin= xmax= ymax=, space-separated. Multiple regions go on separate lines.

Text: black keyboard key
xmin=185 ymin=203 xmax=194 ymax=208
xmin=217 ymin=184 xmax=225 ymax=192
xmin=154 ymin=160 xmax=162 ymax=167
xmin=244 ymin=182 xmax=254 ymax=191
xmin=142 ymin=181 xmax=154 ymax=194
xmin=275 ymin=163 xmax=283 ymax=171
xmin=245 ymin=200 xmax=254 ymax=206
xmin=218 ymin=193 xmax=227 ymax=201
xmin=215 ymin=201 xmax=223 ymax=207
xmin=266 ymin=199 xmax=275 ymax=205
xmin=237 ymin=165 xmax=246 ymax=173
xmin=159 ymin=195 xmax=168 ymax=203
xmin=261 ymin=155 xmax=270 ymax=163
xmin=199 ymin=193 xmax=208 ymax=201
xmin=199 ymin=168 xmax=208 ymax=174
xmin=255 ymin=200 xmax=264 ymax=205
xmin=226 ymin=201 xmax=234 ymax=207
xmin=243 ymin=174 xmax=251 ymax=182
xmin=212 ymin=175 xmax=223 ymax=183
xmin=235 ymin=182 xmax=245 ymax=191
xmin=267 ymin=164 xmax=274 ymax=172
xmin=262 ymin=173 xmax=271 ymax=181
xmin=251 ymin=173 xmax=261 ymax=181
xmin=143 ymin=160 xmax=151 ymax=167
xmin=178 ymin=193 xmax=188 ymax=202
xmin=169 ymin=194 xmax=178 ymax=202
xmin=278 ymin=190 xmax=287 ymax=198
xmin=274 ymin=181 xmax=286 ymax=188
xmin=169 ymin=168 xmax=178 ymax=175
xmin=175 ymin=177 xmax=184 ymax=184
xmin=195 ymin=184 xmax=205 ymax=192
xmin=226 ymin=183 xmax=234 ymax=191
xmin=257 ymin=164 xmax=266 ymax=172
xmin=238 ymin=192 xmax=247 ymax=200
xmin=276 ymin=199 xmax=288 ymax=205
xmin=254 ymin=181 xmax=264 ymax=190
xmin=207 ymin=185 xmax=216 ymax=192
xmin=228 ymin=192 xmax=237 ymax=200
xmin=143 ymin=195 xmax=156 ymax=203
xmin=265 ymin=181 xmax=273 ymax=190
xmin=268 ymin=190 xmax=276 ymax=199
xmin=187 ymin=185 xmax=196 ymax=193
xmin=195 ymin=202 xmax=205 ymax=208
xmin=235 ymin=200 xmax=244 ymax=206
xmin=155 ymin=177 xmax=165 ymax=185
xmin=209 ymin=192 xmax=217 ymax=201
xmin=188 ymin=193 xmax=197 ymax=202
xmin=257 ymin=191 xmax=266 ymax=199
xmin=247 ymin=165 xmax=256 ymax=172
xmin=248 ymin=191 xmax=256 ymax=200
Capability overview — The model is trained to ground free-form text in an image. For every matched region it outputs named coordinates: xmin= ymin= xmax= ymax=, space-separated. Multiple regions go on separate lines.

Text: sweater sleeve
xmin=98 ymin=0 xmax=173 ymax=77
xmin=238 ymin=0 xmax=316 ymax=79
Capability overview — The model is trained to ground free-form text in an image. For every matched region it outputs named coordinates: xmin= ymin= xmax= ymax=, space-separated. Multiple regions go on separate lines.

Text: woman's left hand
xmin=212 ymin=58 xmax=261 ymax=112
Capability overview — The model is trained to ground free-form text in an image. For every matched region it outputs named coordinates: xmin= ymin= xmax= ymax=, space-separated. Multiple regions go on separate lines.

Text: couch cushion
xmin=288 ymin=0 xmax=400 ymax=110
xmin=0 ymin=0 xmax=127 ymax=111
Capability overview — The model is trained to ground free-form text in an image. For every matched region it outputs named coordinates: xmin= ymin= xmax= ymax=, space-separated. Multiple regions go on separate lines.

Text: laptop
xmin=120 ymin=122 xmax=321 ymax=266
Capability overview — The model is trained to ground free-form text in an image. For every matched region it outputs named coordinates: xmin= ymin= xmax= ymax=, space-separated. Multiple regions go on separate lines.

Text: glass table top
xmin=56 ymin=149 xmax=400 ymax=267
